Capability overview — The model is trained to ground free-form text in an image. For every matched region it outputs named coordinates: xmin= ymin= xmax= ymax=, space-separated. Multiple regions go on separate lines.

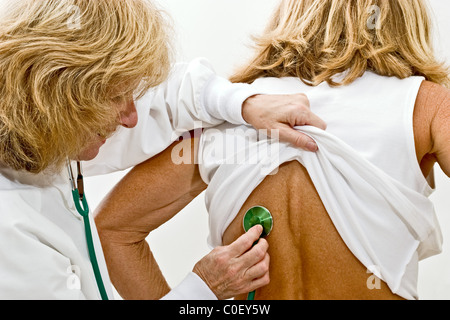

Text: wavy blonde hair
xmin=230 ymin=0 xmax=450 ymax=88
xmin=0 ymin=0 xmax=172 ymax=173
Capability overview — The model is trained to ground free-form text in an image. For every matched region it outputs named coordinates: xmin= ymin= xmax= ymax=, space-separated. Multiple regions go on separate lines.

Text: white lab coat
xmin=0 ymin=58 xmax=257 ymax=300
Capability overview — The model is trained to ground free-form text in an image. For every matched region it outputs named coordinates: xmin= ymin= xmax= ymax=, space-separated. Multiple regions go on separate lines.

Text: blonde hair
xmin=0 ymin=0 xmax=172 ymax=173
xmin=230 ymin=0 xmax=450 ymax=88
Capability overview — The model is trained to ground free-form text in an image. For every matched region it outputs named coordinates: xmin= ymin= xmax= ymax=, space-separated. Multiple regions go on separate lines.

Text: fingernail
xmin=306 ymin=142 xmax=318 ymax=152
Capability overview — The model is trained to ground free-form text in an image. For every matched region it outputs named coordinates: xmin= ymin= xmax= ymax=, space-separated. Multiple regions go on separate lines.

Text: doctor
xmin=0 ymin=0 xmax=325 ymax=300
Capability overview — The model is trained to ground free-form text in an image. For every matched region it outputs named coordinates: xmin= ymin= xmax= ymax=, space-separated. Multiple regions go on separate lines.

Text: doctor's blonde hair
xmin=231 ymin=0 xmax=450 ymax=88
xmin=0 ymin=0 xmax=171 ymax=173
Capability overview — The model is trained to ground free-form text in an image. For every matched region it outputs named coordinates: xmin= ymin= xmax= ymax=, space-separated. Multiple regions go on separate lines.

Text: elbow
xmin=94 ymin=204 xmax=144 ymax=247
xmin=94 ymin=207 xmax=117 ymax=247
xmin=94 ymin=203 xmax=114 ymax=237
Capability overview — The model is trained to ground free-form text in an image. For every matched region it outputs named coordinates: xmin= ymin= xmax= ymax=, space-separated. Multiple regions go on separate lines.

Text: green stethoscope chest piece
xmin=243 ymin=206 xmax=273 ymax=237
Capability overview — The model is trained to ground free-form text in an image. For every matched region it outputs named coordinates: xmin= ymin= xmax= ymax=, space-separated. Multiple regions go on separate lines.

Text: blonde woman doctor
xmin=0 ymin=0 xmax=325 ymax=300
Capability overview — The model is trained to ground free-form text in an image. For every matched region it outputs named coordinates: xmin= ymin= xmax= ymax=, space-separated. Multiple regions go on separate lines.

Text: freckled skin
xmin=95 ymin=82 xmax=449 ymax=300
xmin=222 ymin=82 xmax=450 ymax=300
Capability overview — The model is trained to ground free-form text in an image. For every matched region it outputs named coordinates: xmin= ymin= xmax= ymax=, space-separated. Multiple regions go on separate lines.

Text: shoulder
xmin=414 ymin=80 xmax=449 ymax=134
xmin=416 ymin=81 xmax=450 ymax=108
xmin=416 ymin=81 xmax=450 ymax=135
xmin=415 ymin=81 xmax=450 ymax=177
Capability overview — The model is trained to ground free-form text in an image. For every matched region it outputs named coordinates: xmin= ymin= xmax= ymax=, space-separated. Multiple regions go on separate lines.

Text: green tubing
xmin=72 ymin=189 xmax=109 ymax=300
xmin=82 ymin=214 xmax=109 ymax=300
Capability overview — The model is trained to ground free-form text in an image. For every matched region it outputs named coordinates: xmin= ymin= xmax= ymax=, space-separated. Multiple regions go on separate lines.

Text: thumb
xmin=228 ymin=225 xmax=263 ymax=256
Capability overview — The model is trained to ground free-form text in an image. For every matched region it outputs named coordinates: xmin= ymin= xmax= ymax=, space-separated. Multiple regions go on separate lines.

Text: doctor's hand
xmin=193 ymin=225 xmax=270 ymax=300
xmin=242 ymin=93 xmax=327 ymax=152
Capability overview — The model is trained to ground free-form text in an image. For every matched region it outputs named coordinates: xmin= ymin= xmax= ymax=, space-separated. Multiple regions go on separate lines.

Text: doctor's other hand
xmin=242 ymin=93 xmax=327 ymax=152
xmin=193 ymin=225 xmax=270 ymax=300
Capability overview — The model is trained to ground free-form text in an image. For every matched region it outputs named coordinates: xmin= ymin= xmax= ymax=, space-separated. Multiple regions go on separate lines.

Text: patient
xmin=203 ymin=0 xmax=449 ymax=300
xmin=95 ymin=0 xmax=449 ymax=300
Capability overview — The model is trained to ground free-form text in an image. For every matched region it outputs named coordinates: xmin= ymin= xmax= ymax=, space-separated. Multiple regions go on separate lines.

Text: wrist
xmin=242 ymin=94 xmax=260 ymax=125
xmin=192 ymin=264 xmax=221 ymax=299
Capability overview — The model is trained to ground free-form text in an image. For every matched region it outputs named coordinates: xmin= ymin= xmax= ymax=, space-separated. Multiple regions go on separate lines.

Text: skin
xmin=84 ymin=93 xmax=323 ymax=299
xmin=243 ymin=93 xmax=326 ymax=151
xmin=94 ymin=81 xmax=449 ymax=300
xmin=78 ymin=93 xmax=326 ymax=161
xmin=77 ymin=99 xmax=139 ymax=161
xmin=94 ymin=139 xmax=269 ymax=299
xmin=222 ymin=81 xmax=450 ymax=300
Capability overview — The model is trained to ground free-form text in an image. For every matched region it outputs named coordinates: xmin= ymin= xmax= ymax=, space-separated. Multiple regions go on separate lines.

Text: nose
xmin=119 ymin=100 xmax=138 ymax=129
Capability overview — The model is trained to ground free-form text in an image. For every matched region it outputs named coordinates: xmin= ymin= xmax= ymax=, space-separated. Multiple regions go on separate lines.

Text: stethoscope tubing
xmin=67 ymin=161 xmax=109 ymax=300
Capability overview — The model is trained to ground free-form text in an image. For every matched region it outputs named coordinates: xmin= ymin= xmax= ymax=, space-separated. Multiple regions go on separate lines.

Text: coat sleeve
xmin=161 ymin=272 xmax=217 ymax=300
xmin=84 ymin=58 xmax=260 ymax=176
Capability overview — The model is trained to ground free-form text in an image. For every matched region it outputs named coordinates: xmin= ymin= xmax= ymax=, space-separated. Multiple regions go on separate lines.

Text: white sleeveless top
xmin=198 ymin=72 xmax=443 ymax=300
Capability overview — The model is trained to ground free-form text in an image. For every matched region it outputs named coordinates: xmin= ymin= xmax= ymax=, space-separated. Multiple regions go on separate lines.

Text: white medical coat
xmin=0 ymin=58 xmax=257 ymax=300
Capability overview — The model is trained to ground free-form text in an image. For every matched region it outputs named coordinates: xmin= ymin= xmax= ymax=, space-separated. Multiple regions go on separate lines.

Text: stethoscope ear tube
xmin=81 ymin=210 xmax=109 ymax=300
xmin=72 ymin=189 xmax=89 ymax=217
xmin=67 ymin=161 xmax=109 ymax=300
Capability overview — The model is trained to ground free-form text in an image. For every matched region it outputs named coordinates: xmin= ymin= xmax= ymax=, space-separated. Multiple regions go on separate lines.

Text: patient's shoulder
xmin=416 ymin=81 xmax=450 ymax=134
xmin=417 ymin=81 xmax=449 ymax=105
xmin=414 ymin=81 xmax=450 ymax=176
xmin=415 ymin=81 xmax=449 ymax=117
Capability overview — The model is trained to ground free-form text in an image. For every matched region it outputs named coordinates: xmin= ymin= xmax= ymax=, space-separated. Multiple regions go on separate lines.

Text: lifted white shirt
xmin=199 ymin=73 xmax=443 ymax=300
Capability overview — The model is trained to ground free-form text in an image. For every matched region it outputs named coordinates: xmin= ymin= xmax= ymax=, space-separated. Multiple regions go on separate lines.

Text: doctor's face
xmin=76 ymin=98 xmax=138 ymax=161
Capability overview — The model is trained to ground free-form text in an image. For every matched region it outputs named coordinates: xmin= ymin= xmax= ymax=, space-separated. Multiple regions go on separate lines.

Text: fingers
xmin=223 ymin=228 xmax=271 ymax=293
xmin=227 ymin=225 xmax=263 ymax=256
xmin=238 ymin=237 xmax=269 ymax=268
xmin=276 ymin=94 xmax=327 ymax=150
xmin=310 ymin=113 xmax=328 ymax=131
xmin=245 ymin=253 xmax=271 ymax=292
xmin=284 ymin=95 xmax=327 ymax=129
xmin=277 ymin=124 xmax=318 ymax=151
xmin=302 ymin=111 xmax=327 ymax=131
xmin=242 ymin=93 xmax=327 ymax=151
xmin=238 ymin=238 xmax=270 ymax=293
xmin=192 ymin=228 xmax=270 ymax=299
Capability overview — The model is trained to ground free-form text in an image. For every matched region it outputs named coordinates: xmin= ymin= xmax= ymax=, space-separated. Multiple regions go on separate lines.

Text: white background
xmin=85 ymin=0 xmax=450 ymax=300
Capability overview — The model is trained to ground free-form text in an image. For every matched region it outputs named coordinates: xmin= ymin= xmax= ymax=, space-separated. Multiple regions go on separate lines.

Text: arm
xmin=85 ymin=58 xmax=244 ymax=176
xmin=84 ymin=58 xmax=326 ymax=176
xmin=418 ymin=81 xmax=450 ymax=177
xmin=431 ymin=86 xmax=450 ymax=177
xmin=95 ymin=137 xmax=269 ymax=300
xmin=94 ymin=137 xmax=206 ymax=299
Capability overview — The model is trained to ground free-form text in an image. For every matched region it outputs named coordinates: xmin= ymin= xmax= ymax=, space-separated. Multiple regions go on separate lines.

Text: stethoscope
xmin=67 ymin=160 xmax=109 ymax=300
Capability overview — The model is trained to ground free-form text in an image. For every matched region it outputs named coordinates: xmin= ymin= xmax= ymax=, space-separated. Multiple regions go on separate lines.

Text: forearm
xmin=94 ymin=138 xmax=206 ymax=299
xmin=98 ymin=230 xmax=170 ymax=300
xmin=98 ymin=191 xmax=203 ymax=299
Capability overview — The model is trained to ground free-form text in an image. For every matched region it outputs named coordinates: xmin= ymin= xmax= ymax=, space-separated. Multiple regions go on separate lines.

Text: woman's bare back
xmin=222 ymin=81 xmax=449 ymax=300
